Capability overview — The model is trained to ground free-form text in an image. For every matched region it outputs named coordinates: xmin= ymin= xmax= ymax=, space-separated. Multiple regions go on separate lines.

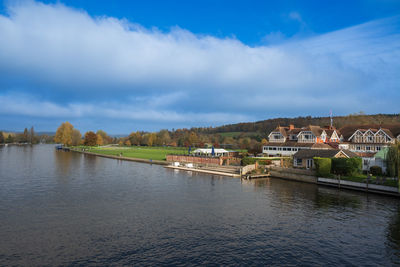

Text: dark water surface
xmin=0 ymin=145 xmax=399 ymax=266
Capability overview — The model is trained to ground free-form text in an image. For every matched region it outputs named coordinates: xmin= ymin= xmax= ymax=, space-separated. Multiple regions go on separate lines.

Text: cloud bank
xmin=0 ymin=1 xmax=399 ymax=132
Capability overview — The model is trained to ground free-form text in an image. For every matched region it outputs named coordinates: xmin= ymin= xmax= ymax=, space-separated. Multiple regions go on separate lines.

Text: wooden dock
xmin=165 ymin=165 xmax=241 ymax=177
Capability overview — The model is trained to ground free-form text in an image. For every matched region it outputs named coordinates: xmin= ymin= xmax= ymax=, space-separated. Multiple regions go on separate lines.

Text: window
xmin=272 ymin=147 xmax=277 ymax=150
xmin=356 ymin=146 xmax=361 ymax=151
xmin=366 ymin=146 xmax=371 ymax=151
xmin=376 ymin=146 xmax=381 ymax=151
xmin=367 ymin=136 xmax=373 ymax=142
xmin=283 ymin=148 xmax=287 ymax=151
xmin=296 ymin=158 xmax=302 ymax=166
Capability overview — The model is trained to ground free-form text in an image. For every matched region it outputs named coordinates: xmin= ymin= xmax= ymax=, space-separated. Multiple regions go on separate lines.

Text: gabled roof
xmin=298 ymin=125 xmax=323 ymax=137
xmin=293 ymin=149 xmax=358 ymax=159
xmin=339 ymin=124 xmax=400 ymax=140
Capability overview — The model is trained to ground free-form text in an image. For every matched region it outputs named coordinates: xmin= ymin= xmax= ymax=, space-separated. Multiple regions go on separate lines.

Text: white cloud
xmin=0 ymin=1 xmax=399 ymax=131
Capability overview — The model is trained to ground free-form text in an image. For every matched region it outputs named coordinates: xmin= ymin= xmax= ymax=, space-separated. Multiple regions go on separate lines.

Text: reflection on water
xmin=0 ymin=145 xmax=399 ymax=266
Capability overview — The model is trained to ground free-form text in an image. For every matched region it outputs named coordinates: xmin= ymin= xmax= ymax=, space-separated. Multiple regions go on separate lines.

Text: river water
xmin=0 ymin=144 xmax=399 ymax=266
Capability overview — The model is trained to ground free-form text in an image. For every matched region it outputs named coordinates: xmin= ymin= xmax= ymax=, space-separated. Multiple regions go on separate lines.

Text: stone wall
xmin=166 ymin=155 xmax=222 ymax=165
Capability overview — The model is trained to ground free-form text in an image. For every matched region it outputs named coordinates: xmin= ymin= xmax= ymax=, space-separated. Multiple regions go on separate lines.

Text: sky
xmin=0 ymin=0 xmax=399 ymax=134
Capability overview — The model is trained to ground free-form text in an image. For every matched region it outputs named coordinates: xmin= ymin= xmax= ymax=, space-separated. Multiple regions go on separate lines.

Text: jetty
xmin=165 ymin=164 xmax=241 ymax=177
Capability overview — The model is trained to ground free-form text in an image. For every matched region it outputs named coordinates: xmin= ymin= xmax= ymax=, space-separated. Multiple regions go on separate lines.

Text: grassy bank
xmin=73 ymin=146 xmax=190 ymax=161
xmin=338 ymin=174 xmax=398 ymax=188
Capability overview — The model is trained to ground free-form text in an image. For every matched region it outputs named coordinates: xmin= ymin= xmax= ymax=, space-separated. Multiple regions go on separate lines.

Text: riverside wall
xmin=71 ymin=149 xmax=169 ymax=165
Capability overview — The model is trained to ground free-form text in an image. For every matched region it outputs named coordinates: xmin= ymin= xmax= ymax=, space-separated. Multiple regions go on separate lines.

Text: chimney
xmin=289 ymin=124 xmax=294 ymax=130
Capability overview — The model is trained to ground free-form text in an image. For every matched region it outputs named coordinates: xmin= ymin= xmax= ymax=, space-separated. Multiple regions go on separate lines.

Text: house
xmin=339 ymin=124 xmax=400 ymax=153
xmin=358 ymin=148 xmax=388 ymax=173
xmin=338 ymin=124 xmax=400 ymax=172
xmin=293 ymin=149 xmax=358 ymax=169
xmin=263 ymin=124 xmax=339 ymax=156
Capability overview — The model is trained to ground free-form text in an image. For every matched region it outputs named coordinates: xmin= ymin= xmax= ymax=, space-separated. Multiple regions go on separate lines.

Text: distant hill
xmin=192 ymin=113 xmax=400 ymax=136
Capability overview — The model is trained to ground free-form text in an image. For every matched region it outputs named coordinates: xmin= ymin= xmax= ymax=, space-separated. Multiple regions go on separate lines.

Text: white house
xmin=192 ymin=148 xmax=230 ymax=157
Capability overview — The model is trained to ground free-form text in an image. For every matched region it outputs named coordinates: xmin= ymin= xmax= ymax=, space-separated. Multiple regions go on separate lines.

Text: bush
xmin=331 ymin=157 xmax=362 ymax=176
xmin=314 ymin=157 xmax=331 ymax=177
xmin=370 ymin=165 xmax=382 ymax=176
xmin=242 ymin=157 xmax=272 ymax=166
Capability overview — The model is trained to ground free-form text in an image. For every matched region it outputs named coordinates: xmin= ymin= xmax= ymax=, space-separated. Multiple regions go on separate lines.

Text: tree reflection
xmin=387 ymin=206 xmax=400 ymax=247
xmin=314 ymin=188 xmax=361 ymax=209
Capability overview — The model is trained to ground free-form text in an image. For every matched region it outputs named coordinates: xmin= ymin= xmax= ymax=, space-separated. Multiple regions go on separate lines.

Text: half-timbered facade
xmin=339 ymin=124 xmax=400 ymax=153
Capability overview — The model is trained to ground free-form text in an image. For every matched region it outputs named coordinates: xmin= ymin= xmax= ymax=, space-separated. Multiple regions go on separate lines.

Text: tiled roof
xmin=264 ymin=141 xmax=315 ymax=148
xmin=339 ymin=124 xmax=400 ymax=140
xmin=294 ymin=149 xmax=358 ymax=159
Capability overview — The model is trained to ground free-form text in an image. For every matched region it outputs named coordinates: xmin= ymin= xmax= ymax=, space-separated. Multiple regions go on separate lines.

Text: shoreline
xmin=70 ymin=148 xmax=169 ymax=165
xmin=70 ymin=148 xmax=399 ymax=198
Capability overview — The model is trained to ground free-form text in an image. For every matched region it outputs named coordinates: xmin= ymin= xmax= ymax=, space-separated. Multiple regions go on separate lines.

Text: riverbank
xmin=267 ymin=166 xmax=399 ymax=198
xmin=70 ymin=148 xmax=169 ymax=165
xmin=70 ymin=148 xmax=399 ymax=197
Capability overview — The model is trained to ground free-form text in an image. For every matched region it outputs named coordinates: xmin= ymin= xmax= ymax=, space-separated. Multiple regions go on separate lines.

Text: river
xmin=0 ymin=144 xmax=399 ymax=266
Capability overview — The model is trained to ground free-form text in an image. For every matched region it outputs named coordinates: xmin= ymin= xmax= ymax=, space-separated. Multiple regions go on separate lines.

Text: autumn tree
xmin=147 ymin=133 xmax=157 ymax=146
xmin=96 ymin=134 xmax=104 ymax=146
xmin=261 ymin=138 xmax=268 ymax=146
xmin=54 ymin=122 xmax=74 ymax=146
xmin=128 ymin=131 xmax=142 ymax=146
xmin=157 ymin=130 xmax=171 ymax=146
xmin=71 ymin=129 xmax=82 ymax=146
xmin=96 ymin=130 xmax=110 ymax=145
xmin=188 ymin=131 xmax=198 ymax=146
xmin=84 ymin=131 xmax=97 ymax=146
xmin=0 ymin=131 xmax=4 ymax=144
xmin=125 ymin=140 xmax=132 ymax=146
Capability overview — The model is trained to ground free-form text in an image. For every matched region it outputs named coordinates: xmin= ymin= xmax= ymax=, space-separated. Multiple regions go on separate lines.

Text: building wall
xmin=263 ymin=146 xmax=310 ymax=157
xmin=166 ymin=155 xmax=241 ymax=166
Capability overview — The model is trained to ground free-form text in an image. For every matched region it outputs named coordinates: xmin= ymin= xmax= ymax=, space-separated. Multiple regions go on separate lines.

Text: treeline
xmin=0 ymin=127 xmax=54 ymax=144
xmin=54 ymin=122 xmax=266 ymax=153
xmin=191 ymin=113 xmax=400 ymax=135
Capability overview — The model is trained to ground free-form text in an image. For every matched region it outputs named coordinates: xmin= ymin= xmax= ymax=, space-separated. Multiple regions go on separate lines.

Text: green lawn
xmin=74 ymin=146 xmax=189 ymax=161
xmin=340 ymin=174 xmax=398 ymax=188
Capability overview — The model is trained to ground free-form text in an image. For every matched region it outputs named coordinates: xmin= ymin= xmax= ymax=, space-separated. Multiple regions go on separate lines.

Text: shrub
xmin=314 ymin=157 xmax=331 ymax=177
xmin=331 ymin=157 xmax=362 ymax=176
xmin=242 ymin=157 xmax=272 ymax=166
xmin=370 ymin=165 xmax=382 ymax=176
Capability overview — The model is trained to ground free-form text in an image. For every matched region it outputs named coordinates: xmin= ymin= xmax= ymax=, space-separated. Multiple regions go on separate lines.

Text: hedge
xmin=242 ymin=157 xmax=272 ymax=166
xmin=314 ymin=157 xmax=331 ymax=177
xmin=331 ymin=157 xmax=362 ymax=176
xmin=369 ymin=165 xmax=383 ymax=176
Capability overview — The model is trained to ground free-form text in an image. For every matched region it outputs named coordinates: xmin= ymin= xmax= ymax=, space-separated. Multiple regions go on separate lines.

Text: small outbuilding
xmin=293 ymin=149 xmax=358 ymax=169
xmin=192 ymin=148 xmax=230 ymax=157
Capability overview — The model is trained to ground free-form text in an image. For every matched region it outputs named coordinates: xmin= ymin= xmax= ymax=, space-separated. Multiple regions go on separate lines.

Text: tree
xmin=0 ymin=131 xmax=4 ymax=144
xmin=71 ymin=129 xmax=82 ymax=146
xmin=84 ymin=131 xmax=97 ymax=146
xmin=147 ymin=133 xmax=157 ymax=146
xmin=29 ymin=126 xmax=35 ymax=144
xmin=5 ymin=134 xmax=14 ymax=143
xmin=96 ymin=134 xmax=104 ymax=146
xmin=96 ymin=130 xmax=110 ymax=145
xmin=54 ymin=122 xmax=74 ymax=146
xmin=188 ymin=131 xmax=198 ymax=146
xmin=387 ymin=143 xmax=400 ymax=178
xmin=157 ymin=130 xmax=171 ymax=146
xmin=261 ymin=138 xmax=268 ymax=146
xmin=125 ymin=140 xmax=132 ymax=146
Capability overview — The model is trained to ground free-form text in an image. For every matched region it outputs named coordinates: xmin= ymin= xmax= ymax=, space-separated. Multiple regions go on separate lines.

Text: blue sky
xmin=0 ymin=0 xmax=399 ymax=134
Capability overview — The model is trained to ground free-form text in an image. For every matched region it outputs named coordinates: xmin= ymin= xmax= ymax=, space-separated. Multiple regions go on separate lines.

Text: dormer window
xmin=367 ymin=136 xmax=373 ymax=142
